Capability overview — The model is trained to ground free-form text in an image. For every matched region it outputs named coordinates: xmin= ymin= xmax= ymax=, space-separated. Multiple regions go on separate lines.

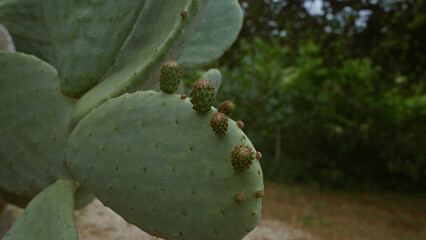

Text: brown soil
xmin=262 ymin=182 xmax=426 ymax=240
xmin=1 ymin=182 xmax=424 ymax=240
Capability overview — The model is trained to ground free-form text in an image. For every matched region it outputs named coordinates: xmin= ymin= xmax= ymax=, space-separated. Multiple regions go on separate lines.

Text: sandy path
xmin=76 ymin=199 xmax=315 ymax=240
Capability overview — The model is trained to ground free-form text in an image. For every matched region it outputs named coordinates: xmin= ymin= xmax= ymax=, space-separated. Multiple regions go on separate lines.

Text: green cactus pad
xmin=0 ymin=0 xmax=52 ymax=62
xmin=159 ymin=60 xmax=182 ymax=94
xmin=43 ymin=0 xmax=145 ymax=97
xmin=190 ymin=79 xmax=216 ymax=113
xmin=218 ymin=100 xmax=235 ymax=116
xmin=3 ymin=179 xmax=78 ymax=240
xmin=201 ymin=68 xmax=222 ymax=92
xmin=178 ymin=0 xmax=243 ymax=68
xmin=69 ymin=0 xmax=209 ymax=129
xmin=0 ymin=51 xmax=91 ymax=204
xmin=210 ymin=112 xmax=228 ymax=136
xmin=67 ymin=90 xmax=263 ymax=240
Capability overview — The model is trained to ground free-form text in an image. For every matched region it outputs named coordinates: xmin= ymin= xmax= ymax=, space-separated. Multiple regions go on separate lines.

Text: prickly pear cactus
xmin=0 ymin=0 xmax=263 ymax=239
xmin=67 ymin=91 xmax=263 ymax=240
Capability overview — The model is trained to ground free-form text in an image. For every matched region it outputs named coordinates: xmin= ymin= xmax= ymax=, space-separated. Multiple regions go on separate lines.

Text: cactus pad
xmin=0 ymin=51 xmax=74 ymax=199
xmin=43 ymin=0 xmax=145 ymax=97
xmin=159 ymin=61 xmax=182 ymax=94
xmin=69 ymin=0 xmax=209 ymax=129
xmin=67 ymin=90 xmax=263 ymax=240
xmin=210 ymin=112 xmax=228 ymax=136
xmin=218 ymin=100 xmax=235 ymax=116
xmin=3 ymin=179 xmax=78 ymax=240
xmin=230 ymin=145 xmax=255 ymax=173
xmin=0 ymin=0 xmax=52 ymax=61
xmin=190 ymin=79 xmax=216 ymax=113
xmin=178 ymin=0 xmax=243 ymax=68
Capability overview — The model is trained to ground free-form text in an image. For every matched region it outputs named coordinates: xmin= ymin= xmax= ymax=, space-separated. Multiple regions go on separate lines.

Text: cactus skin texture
xmin=190 ymin=79 xmax=216 ymax=113
xmin=67 ymin=91 xmax=263 ymax=240
xmin=68 ymin=0 xmax=210 ymax=128
xmin=218 ymin=100 xmax=235 ymax=116
xmin=0 ymin=0 xmax=52 ymax=62
xmin=210 ymin=112 xmax=228 ymax=135
xmin=159 ymin=61 xmax=182 ymax=94
xmin=231 ymin=145 xmax=255 ymax=173
xmin=3 ymin=180 xmax=79 ymax=240
xmin=0 ymin=51 xmax=92 ymax=205
xmin=179 ymin=0 xmax=243 ymax=68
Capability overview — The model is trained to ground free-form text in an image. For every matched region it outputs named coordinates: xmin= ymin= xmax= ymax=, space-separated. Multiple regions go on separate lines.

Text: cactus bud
xmin=190 ymin=79 xmax=216 ymax=113
xmin=181 ymin=94 xmax=187 ymax=99
xmin=237 ymin=120 xmax=244 ymax=129
xmin=159 ymin=61 xmax=182 ymax=94
xmin=230 ymin=145 xmax=254 ymax=173
xmin=255 ymin=190 xmax=264 ymax=198
xmin=210 ymin=113 xmax=228 ymax=136
xmin=234 ymin=192 xmax=246 ymax=203
xmin=181 ymin=10 xmax=187 ymax=18
xmin=218 ymin=100 xmax=235 ymax=116
xmin=256 ymin=151 xmax=262 ymax=160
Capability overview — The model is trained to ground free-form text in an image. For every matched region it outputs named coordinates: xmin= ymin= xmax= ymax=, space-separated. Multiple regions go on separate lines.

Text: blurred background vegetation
xmin=186 ymin=0 xmax=425 ymax=192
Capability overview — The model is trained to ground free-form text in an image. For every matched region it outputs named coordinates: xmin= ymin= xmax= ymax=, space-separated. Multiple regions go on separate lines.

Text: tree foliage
xmin=214 ymin=0 xmax=425 ymax=191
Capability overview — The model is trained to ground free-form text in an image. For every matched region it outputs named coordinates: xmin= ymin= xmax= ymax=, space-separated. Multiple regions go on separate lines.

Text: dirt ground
xmin=1 ymin=182 xmax=424 ymax=240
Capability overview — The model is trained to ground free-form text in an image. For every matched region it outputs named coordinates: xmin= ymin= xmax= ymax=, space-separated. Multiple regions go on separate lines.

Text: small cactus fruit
xmin=210 ymin=113 xmax=228 ymax=135
xmin=190 ymin=79 xmax=216 ymax=113
xmin=231 ymin=145 xmax=255 ymax=173
xmin=255 ymin=190 xmax=264 ymax=198
xmin=218 ymin=100 xmax=235 ymax=116
xmin=256 ymin=151 xmax=262 ymax=160
xmin=237 ymin=120 xmax=244 ymax=129
xmin=181 ymin=10 xmax=187 ymax=18
xmin=159 ymin=60 xmax=182 ymax=94
xmin=181 ymin=94 xmax=187 ymax=99
xmin=234 ymin=192 xmax=246 ymax=203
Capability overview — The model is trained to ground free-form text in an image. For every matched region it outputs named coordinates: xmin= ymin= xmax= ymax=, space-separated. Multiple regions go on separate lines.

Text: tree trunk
xmin=275 ymin=125 xmax=282 ymax=166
